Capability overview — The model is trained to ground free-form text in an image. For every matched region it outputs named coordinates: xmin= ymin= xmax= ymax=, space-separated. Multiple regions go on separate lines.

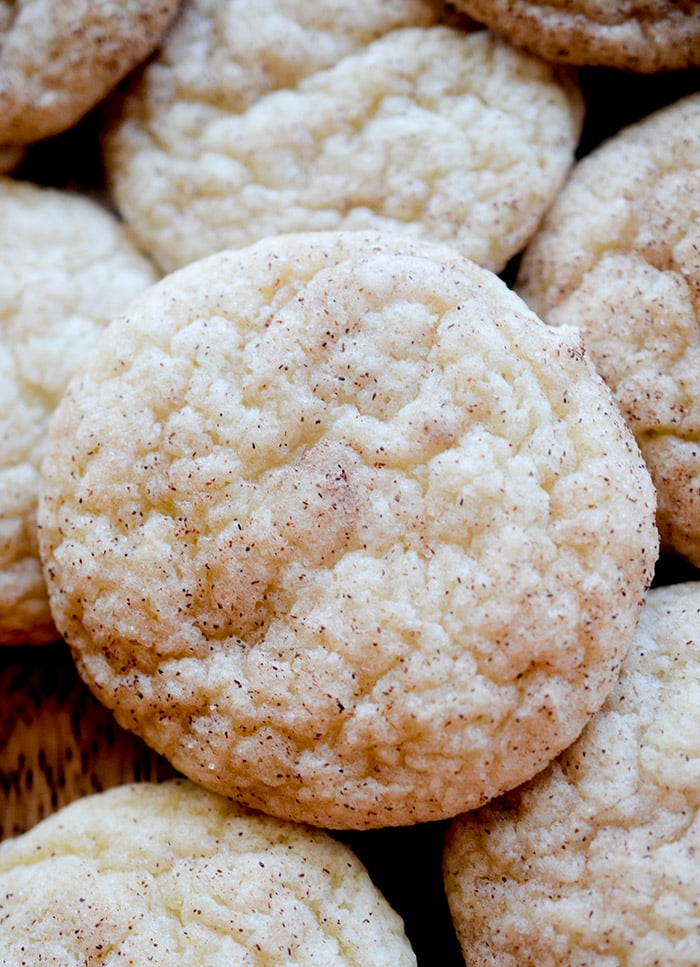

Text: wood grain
xmin=0 ymin=641 xmax=176 ymax=839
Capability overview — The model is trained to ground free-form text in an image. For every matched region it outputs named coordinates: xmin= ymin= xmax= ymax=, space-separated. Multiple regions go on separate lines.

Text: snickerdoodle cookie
xmin=102 ymin=0 xmax=583 ymax=274
xmin=444 ymin=581 xmax=700 ymax=966
xmin=447 ymin=0 xmax=700 ymax=72
xmin=0 ymin=779 xmax=416 ymax=964
xmin=518 ymin=93 xmax=700 ymax=567
xmin=0 ymin=0 xmax=180 ymax=154
xmin=0 ymin=177 xmax=158 ymax=644
xmin=38 ymin=231 xmax=657 ymax=829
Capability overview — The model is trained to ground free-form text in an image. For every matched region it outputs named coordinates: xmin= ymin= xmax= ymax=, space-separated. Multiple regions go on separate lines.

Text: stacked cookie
xmin=0 ymin=179 xmax=159 ymax=645
xmin=0 ymin=0 xmax=181 ymax=170
xmin=1 ymin=1 xmax=699 ymax=963
xmin=444 ymin=581 xmax=700 ymax=965
xmin=446 ymin=0 xmax=700 ymax=72
xmin=35 ymin=230 xmax=657 ymax=831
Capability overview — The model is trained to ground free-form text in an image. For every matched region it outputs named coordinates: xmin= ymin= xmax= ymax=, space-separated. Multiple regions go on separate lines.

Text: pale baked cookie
xmin=518 ymin=93 xmax=700 ymax=567
xmin=37 ymin=231 xmax=658 ymax=829
xmin=0 ymin=177 xmax=158 ymax=645
xmin=102 ymin=0 xmax=583 ymax=275
xmin=448 ymin=0 xmax=700 ymax=72
xmin=444 ymin=581 xmax=700 ymax=967
xmin=0 ymin=779 xmax=416 ymax=964
xmin=0 ymin=0 xmax=180 ymax=153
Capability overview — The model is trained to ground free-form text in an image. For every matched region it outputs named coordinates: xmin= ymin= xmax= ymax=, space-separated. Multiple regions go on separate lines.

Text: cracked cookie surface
xmin=444 ymin=581 xmax=700 ymax=967
xmin=0 ymin=178 xmax=158 ymax=644
xmin=447 ymin=0 xmax=700 ymax=71
xmin=0 ymin=0 xmax=180 ymax=152
xmin=0 ymin=779 xmax=416 ymax=964
xmin=518 ymin=93 xmax=700 ymax=567
xmin=103 ymin=0 xmax=582 ymax=274
xmin=38 ymin=231 xmax=657 ymax=828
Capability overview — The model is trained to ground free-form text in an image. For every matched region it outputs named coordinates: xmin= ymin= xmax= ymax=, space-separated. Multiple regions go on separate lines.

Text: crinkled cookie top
xmin=518 ymin=93 xmax=700 ymax=566
xmin=444 ymin=581 xmax=700 ymax=967
xmin=447 ymin=0 xmax=700 ymax=71
xmin=103 ymin=0 xmax=582 ymax=274
xmin=0 ymin=779 xmax=416 ymax=965
xmin=0 ymin=178 xmax=158 ymax=645
xmin=0 ymin=0 xmax=180 ymax=148
xmin=38 ymin=231 xmax=658 ymax=829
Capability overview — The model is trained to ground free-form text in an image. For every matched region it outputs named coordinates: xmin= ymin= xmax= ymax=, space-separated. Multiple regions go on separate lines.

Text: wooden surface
xmin=0 ymin=641 xmax=176 ymax=840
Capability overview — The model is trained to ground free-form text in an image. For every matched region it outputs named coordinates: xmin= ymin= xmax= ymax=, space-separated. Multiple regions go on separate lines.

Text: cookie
xmin=444 ymin=581 xmax=700 ymax=966
xmin=447 ymin=0 xmax=700 ymax=72
xmin=518 ymin=93 xmax=700 ymax=567
xmin=102 ymin=0 xmax=583 ymax=275
xmin=0 ymin=0 xmax=180 ymax=152
xmin=0 ymin=778 xmax=416 ymax=964
xmin=0 ymin=177 xmax=158 ymax=645
xmin=37 ymin=230 xmax=658 ymax=829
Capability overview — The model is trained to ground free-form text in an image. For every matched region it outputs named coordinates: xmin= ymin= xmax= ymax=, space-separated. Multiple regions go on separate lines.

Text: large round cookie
xmin=37 ymin=231 xmax=658 ymax=829
xmin=102 ymin=0 xmax=583 ymax=275
xmin=0 ymin=177 xmax=158 ymax=645
xmin=518 ymin=93 xmax=700 ymax=568
xmin=447 ymin=0 xmax=700 ymax=72
xmin=0 ymin=779 xmax=416 ymax=964
xmin=444 ymin=581 xmax=700 ymax=966
xmin=0 ymin=0 xmax=180 ymax=152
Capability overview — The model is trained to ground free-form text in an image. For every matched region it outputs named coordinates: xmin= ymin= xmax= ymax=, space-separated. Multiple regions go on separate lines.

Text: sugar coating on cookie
xmin=103 ymin=0 xmax=583 ymax=275
xmin=0 ymin=779 xmax=416 ymax=964
xmin=518 ymin=93 xmax=700 ymax=567
xmin=0 ymin=178 xmax=158 ymax=644
xmin=448 ymin=0 xmax=700 ymax=71
xmin=38 ymin=231 xmax=658 ymax=829
xmin=444 ymin=581 xmax=700 ymax=967
xmin=0 ymin=0 xmax=180 ymax=149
